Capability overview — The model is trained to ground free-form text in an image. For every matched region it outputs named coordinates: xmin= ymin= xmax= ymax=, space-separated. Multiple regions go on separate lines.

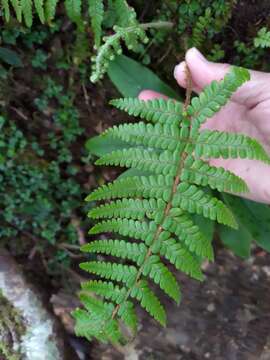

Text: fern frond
xmin=86 ymin=175 xmax=174 ymax=202
xmin=110 ymin=98 xmax=183 ymax=124
xmin=81 ymin=239 xmax=147 ymax=266
xmin=76 ymin=67 xmax=270 ymax=343
xmin=187 ymin=67 xmax=250 ymax=132
xmin=65 ymin=0 xmax=81 ymax=22
xmin=173 ymin=182 xmax=238 ymax=228
xmin=196 ymin=130 xmax=270 ymax=163
xmin=130 ymin=280 xmax=166 ymax=326
xmin=163 ymin=213 xmax=214 ymax=259
xmin=96 ymin=148 xmax=179 ymax=176
xmin=88 ymin=198 xmax=166 ymax=221
xmin=90 ymin=24 xmax=148 ymax=83
xmin=45 ymin=0 xmax=58 ymax=22
xmin=80 ymin=261 xmax=137 ymax=287
xmin=89 ymin=218 xmax=157 ymax=245
xmin=82 ymin=280 xmax=127 ymax=304
xmin=113 ymin=0 xmax=135 ymax=27
xmin=105 ymin=122 xmax=189 ymax=151
xmin=21 ymin=0 xmax=33 ymax=27
xmin=88 ymin=0 xmax=104 ymax=48
xmin=254 ymin=27 xmax=270 ymax=48
xmin=160 ymin=238 xmax=203 ymax=280
xmin=182 ymin=156 xmax=248 ymax=193
xmin=34 ymin=0 xmax=45 ymax=23
xmin=143 ymin=255 xmax=181 ymax=303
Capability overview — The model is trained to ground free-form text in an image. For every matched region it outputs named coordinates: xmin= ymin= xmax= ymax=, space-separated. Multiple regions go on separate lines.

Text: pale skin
xmin=139 ymin=47 xmax=270 ymax=204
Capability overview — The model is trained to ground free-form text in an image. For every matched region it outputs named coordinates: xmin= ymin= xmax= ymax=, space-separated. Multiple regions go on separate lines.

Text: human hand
xmin=139 ymin=47 xmax=270 ymax=204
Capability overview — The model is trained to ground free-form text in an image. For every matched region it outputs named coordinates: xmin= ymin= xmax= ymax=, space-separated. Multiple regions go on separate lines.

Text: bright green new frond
xmin=105 ymin=122 xmax=189 ymax=151
xmin=113 ymin=0 xmax=136 ymax=27
xmin=196 ymin=130 xmax=270 ymax=163
xmin=110 ymin=98 xmax=183 ymax=124
xmin=80 ymin=261 xmax=137 ymax=287
xmin=173 ymin=182 xmax=237 ymax=228
xmin=143 ymin=255 xmax=181 ymax=303
xmin=187 ymin=67 xmax=250 ymax=132
xmin=88 ymin=198 xmax=166 ymax=221
xmin=86 ymin=175 xmax=174 ymax=202
xmin=160 ymin=238 xmax=203 ymax=280
xmin=89 ymin=0 xmax=104 ymax=48
xmin=81 ymin=239 xmax=147 ymax=266
xmin=182 ymin=156 xmax=248 ymax=193
xmin=130 ymin=280 xmax=166 ymax=326
xmin=163 ymin=213 xmax=213 ymax=260
xmin=96 ymin=148 xmax=179 ymax=176
xmin=89 ymin=218 xmax=157 ymax=245
xmin=90 ymin=24 xmax=148 ymax=83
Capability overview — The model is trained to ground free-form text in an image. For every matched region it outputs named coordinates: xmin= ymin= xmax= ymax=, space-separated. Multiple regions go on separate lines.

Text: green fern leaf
xmin=187 ymin=67 xmax=250 ymax=132
xmin=1 ymin=0 xmax=10 ymax=21
xmin=163 ymin=213 xmax=214 ymax=259
xmin=80 ymin=261 xmax=137 ymax=287
xmin=86 ymin=175 xmax=174 ymax=202
xmin=196 ymin=130 xmax=270 ymax=163
xmin=76 ymin=67 xmax=270 ymax=343
xmin=182 ymin=156 xmax=248 ymax=193
xmin=21 ymin=0 xmax=33 ymax=27
xmin=81 ymin=239 xmax=147 ymax=266
xmin=130 ymin=280 xmax=166 ymax=326
xmin=82 ymin=280 xmax=127 ymax=304
xmin=110 ymin=98 xmax=183 ymax=124
xmin=89 ymin=219 xmax=157 ymax=245
xmin=96 ymin=148 xmax=179 ymax=176
xmin=172 ymin=182 xmax=237 ymax=228
xmin=34 ymin=0 xmax=45 ymax=23
xmin=143 ymin=255 xmax=181 ymax=303
xmin=88 ymin=0 xmax=104 ymax=48
xmin=45 ymin=0 xmax=58 ymax=22
xmin=65 ymin=0 xmax=81 ymax=22
xmin=88 ymin=198 xmax=166 ymax=221
xmin=160 ymin=238 xmax=203 ymax=280
xmin=105 ymin=122 xmax=190 ymax=151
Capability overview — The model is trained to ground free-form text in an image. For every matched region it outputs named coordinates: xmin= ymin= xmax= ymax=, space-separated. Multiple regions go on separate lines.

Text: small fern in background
xmin=254 ymin=27 xmax=270 ymax=48
xmin=72 ymin=66 xmax=270 ymax=343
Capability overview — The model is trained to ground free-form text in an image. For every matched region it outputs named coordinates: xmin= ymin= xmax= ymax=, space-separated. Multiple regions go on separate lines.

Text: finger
xmin=174 ymin=47 xmax=270 ymax=108
xmin=138 ymin=90 xmax=168 ymax=101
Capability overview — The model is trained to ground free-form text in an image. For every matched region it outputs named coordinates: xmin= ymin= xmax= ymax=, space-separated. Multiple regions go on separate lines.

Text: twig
xmin=184 ymin=63 xmax=193 ymax=111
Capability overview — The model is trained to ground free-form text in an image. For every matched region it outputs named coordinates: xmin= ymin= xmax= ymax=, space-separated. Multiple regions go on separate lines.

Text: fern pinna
xmin=73 ymin=66 xmax=270 ymax=343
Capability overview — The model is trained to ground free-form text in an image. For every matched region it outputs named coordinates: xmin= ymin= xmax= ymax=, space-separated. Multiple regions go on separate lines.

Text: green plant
xmin=73 ymin=66 xmax=270 ymax=343
xmin=254 ymin=27 xmax=270 ymax=48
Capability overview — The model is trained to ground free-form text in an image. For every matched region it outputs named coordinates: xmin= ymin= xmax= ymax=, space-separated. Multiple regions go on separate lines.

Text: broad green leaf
xmin=108 ymin=55 xmax=180 ymax=99
xmin=0 ymin=47 xmax=23 ymax=67
xmin=222 ymin=194 xmax=270 ymax=252
xmin=85 ymin=134 xmax=130 ymax=157
xmin=219 ymin=224 xmax=252 ymax=258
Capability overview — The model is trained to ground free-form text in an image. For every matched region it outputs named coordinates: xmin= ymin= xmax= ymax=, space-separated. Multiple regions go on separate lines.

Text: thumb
xmin=174 ymin=47 xmax=270 ymax=109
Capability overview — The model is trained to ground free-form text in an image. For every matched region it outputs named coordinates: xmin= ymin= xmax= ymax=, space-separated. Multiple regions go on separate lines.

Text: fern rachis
xmin=73 ymin=66 xmax=270 ymax=343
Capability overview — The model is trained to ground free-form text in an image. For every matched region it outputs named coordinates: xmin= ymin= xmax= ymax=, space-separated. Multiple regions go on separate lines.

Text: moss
xmin=0 ymin=291 xmax=26 ymax=360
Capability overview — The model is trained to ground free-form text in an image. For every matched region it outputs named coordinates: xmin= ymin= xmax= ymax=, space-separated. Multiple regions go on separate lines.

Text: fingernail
xmin=188 ymin=47 xmax=208 ymax=63
xmin=174 ymin=61 xmax=186 ymax=81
